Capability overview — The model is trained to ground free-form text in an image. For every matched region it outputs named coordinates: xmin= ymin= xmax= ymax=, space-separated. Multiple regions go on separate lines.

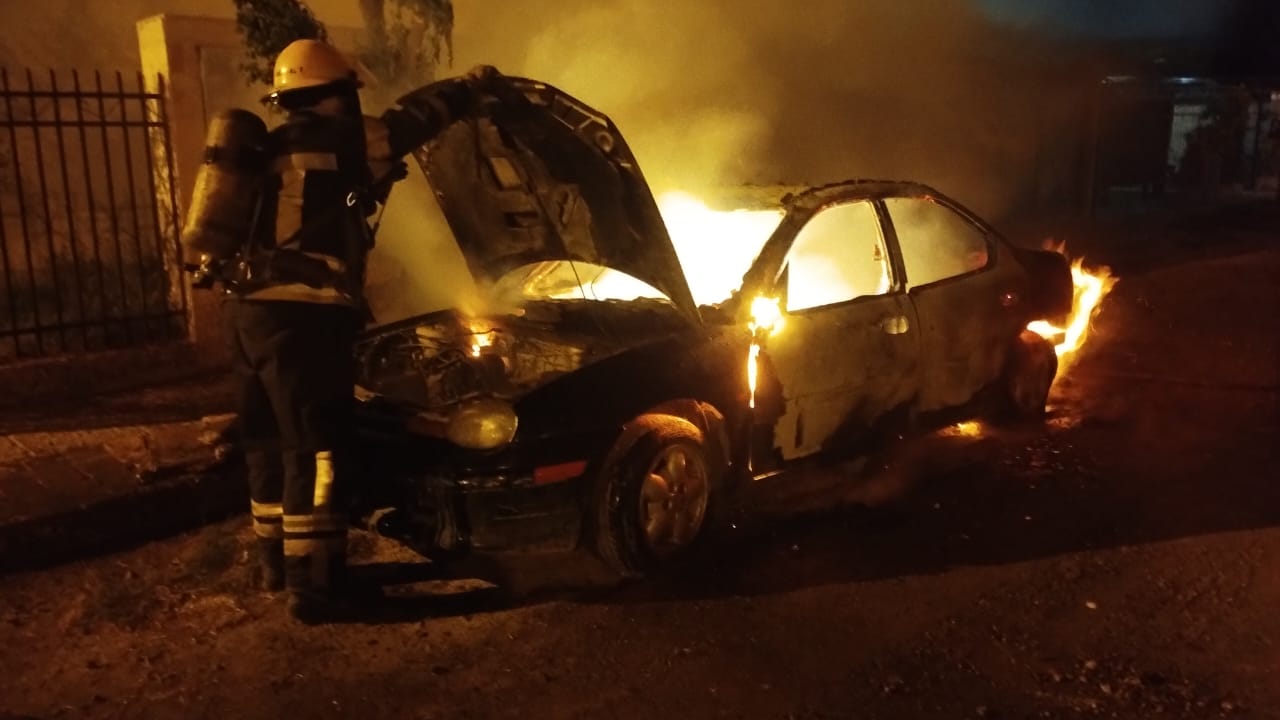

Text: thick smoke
xmin=365 ymin=0 xmax=1120 ymax=320
xmin=445 ymin=0 xmax=1106 ymax=219
xmin=362 ymin=159 xmax=482 ymax=323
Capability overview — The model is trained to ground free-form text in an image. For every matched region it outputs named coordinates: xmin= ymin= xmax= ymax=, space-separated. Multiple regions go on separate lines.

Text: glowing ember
xmin=747 ymin=296 xmax=784 ymax=409
xmin=945 ymin=421 xmax=986 ymax=438
xmin=1027 ymin=258 xmax=1117 ymax=358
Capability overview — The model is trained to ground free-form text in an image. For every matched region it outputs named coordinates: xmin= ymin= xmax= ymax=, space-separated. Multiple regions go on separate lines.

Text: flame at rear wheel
xmin=1027 ymin=256 xmax=1118 ymax=365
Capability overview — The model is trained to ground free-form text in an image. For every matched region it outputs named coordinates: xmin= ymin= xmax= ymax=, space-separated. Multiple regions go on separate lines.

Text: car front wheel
xmin=591 ymin=414 xmax=720 ymax=577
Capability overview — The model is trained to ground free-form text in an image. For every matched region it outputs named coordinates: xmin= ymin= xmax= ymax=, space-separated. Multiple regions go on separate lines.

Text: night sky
xmin=979 ymin=0 xmax=1280 ymax=77
xmin=977 ymin=0 xmax=1228 ymax=38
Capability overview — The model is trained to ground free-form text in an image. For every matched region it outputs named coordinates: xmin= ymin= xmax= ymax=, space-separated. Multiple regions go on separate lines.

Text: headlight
xmin=446 ymin=397 xmax=519 ymax=450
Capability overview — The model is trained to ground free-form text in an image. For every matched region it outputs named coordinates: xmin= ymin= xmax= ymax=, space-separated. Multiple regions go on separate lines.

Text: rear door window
xmin=783 ymin=201 xmax=892 ymax=312
xmin=884 ymin=197 xmax=990 ymax=290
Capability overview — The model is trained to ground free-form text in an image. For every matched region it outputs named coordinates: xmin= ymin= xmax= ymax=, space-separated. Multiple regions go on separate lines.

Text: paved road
xmin=1 ymin=245 xmax=1277 ymax=720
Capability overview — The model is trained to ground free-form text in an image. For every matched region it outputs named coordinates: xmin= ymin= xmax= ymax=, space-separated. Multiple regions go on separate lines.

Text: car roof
xmin=785 ymin=179 xmax=945 ymax=208
xmin=703 ymin=180 xmax=943 ymax=211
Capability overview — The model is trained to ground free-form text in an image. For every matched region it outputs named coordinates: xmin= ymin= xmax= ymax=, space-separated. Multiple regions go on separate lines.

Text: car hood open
xmin=395 ymin=76 xmax=700 ymax=322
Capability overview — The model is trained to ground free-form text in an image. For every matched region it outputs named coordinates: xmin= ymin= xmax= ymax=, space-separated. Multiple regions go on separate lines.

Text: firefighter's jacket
xmin=242 ymin=79 xmax=472 ymax=306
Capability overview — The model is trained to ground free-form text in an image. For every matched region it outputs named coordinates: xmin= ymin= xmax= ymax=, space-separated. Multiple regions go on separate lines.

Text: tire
xmin=591 ymin=414 xmax=723 ymax=577
xmin=997 ymin=330 xmax=1059 ymax=421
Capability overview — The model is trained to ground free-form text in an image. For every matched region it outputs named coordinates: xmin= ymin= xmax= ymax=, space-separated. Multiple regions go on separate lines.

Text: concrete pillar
xmin=137 ymin=15 xmax=246 ymax=369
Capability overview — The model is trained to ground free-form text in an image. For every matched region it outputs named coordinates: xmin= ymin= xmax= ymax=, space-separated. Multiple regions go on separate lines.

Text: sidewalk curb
xmin=0 ymin=458 xmax=247 ymax=575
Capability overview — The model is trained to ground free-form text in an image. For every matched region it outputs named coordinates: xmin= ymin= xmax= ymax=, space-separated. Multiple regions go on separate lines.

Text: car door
xmin=760 ymin=199 xmax=921 ymax=461
xmin=882 ymin=195 xmax=1025 ymax=413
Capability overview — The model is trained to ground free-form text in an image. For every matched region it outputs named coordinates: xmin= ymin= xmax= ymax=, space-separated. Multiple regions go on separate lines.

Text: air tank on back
xmin=180 ymin=108 xmax=270 ymax=263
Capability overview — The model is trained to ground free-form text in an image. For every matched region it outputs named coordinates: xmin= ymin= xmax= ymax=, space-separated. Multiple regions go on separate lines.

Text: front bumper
xmin=427 ymin=474 xmax=586 ymax=553
xmin=366 ymin=449 xmax=603 ymax=556
xmin=355 ymin=404 xmax=615 ymax=554
xmin=364 ymin=471 xmax=586 ymax=558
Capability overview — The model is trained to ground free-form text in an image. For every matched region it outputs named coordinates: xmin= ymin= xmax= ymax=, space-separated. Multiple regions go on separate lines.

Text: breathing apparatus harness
xmin=188 ymin=158 xmax=405 ymax=300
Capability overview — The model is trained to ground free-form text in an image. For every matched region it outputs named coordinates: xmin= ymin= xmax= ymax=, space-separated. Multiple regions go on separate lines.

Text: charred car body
xmin=350 ymin=76 xmax=1073 ymax=576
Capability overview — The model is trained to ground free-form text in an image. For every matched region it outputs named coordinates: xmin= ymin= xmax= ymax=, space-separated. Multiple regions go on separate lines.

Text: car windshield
xmin=498 ymin=261 xmax=671 ymax=304
xmin=496 ymin=194 xmax=786 ymax=308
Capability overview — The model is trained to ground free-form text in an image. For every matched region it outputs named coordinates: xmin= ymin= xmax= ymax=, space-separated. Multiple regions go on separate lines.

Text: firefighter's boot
xmin=255 ymin=538 xmax=285 ymax=592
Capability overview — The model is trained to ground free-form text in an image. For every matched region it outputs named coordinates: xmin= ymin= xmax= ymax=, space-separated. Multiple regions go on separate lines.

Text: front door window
xmin=784 ymin=201 xmax=893 ymax=312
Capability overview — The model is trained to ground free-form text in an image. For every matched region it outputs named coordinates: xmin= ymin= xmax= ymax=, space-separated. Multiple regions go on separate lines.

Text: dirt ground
xmin=0 ymin=229 xmax=1277 ymax=719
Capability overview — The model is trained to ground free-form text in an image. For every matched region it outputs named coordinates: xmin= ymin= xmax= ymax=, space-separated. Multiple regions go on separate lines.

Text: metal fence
xmin=0 ymin=68 xmax=186 ymax=362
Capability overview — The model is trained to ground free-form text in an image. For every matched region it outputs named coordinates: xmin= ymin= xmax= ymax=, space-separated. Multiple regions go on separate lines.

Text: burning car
xmin=350 ymin=76 xmax=1075 ymax=577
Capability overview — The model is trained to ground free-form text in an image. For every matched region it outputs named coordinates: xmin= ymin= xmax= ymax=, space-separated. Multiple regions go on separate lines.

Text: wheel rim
xmin=639 ymin=443 xmax=710 ymax=556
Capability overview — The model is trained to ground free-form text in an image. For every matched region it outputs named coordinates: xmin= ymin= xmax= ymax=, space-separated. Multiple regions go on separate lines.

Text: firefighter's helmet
xmin=263 ymin=39 xmax=361 ymax=103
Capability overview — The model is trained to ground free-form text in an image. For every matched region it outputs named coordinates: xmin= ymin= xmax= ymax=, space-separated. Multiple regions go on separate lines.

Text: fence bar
xmin=156 ymin=74 xmax=188 ymax=323
xmin=94 ymin=70 xmax=131 ymax=346
xmin=72 ymin=69 xmax=111 ymax=352
xmin=1 ymin=68 xmax=44 ymax=356
xmin=26 ymin=69 xmax=68 ymax=350
xmin=115 ymin=71 xmax=150 ymax=339
xmin=49 ymin=69 xmax=89 ymax=349
xmin=0 ymin=188 xmax=21 ymax=348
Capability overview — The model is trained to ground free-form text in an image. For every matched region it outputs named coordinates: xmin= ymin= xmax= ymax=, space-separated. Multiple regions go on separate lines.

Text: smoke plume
xmin=443 ymin=0 xmax=1106 ymax=218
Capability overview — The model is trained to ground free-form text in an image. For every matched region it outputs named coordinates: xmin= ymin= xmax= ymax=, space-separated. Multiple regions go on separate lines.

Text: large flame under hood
xmin=396 ymin=76 xmax=700 ymax=322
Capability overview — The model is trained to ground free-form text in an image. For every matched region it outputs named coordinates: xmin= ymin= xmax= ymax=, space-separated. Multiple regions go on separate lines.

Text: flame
xmin=553 ymin=191 xmax=783 ymax=304
xmin=747 ymin=296 xmax=784 ymax=409
xmin=748 ymin=295 xmax=784 ymax=335
xmin=945 ymin=420 xmax=986 ymax=438
xmin=660 ymin=191 xmax=785 ymax=306
xmin=747 ymin=343 xmax=762 ymax=409
xmin=467 ymin=320 xmax=495 ymax=357
xmin=1027 ymin=257 xmax=1117 ymax=358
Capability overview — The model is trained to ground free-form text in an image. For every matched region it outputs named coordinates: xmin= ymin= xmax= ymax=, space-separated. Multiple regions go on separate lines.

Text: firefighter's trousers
xmin=225 ymin=297 xmax=361 ymax=594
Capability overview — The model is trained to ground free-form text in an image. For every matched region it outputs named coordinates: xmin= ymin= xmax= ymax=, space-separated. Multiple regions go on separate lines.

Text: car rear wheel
xmin=997 ymin=330 xmax=1059 ymax=420
xmin=591 ymin=414 xmax=721 ymax=577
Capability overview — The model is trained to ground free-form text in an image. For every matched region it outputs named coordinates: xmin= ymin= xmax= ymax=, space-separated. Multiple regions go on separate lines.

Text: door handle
xmin=878 ymin=315 xmax=909 ymax=335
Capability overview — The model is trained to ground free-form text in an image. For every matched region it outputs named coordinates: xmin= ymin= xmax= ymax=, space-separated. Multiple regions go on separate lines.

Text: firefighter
xmin=213 ymin=39 xmax=493 ymax=623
